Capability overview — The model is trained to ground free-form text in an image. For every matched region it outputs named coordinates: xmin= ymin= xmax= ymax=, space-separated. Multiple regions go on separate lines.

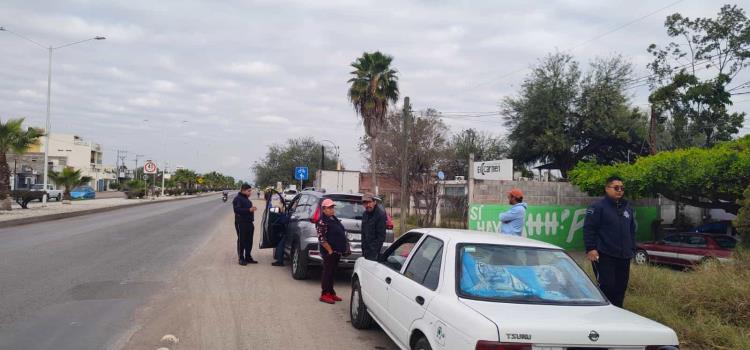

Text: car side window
xmin=685 ymin=235 xmax=707 ymax=248
xmin=381 ymin=232 xmax=423 ymax=271
xmin=294 ymin=195 xmax=312 ymax=219
xmin=663 ymin=235 xmax=683 ymax=246
xmin=403 ymin=237 xmax=444 ymax=289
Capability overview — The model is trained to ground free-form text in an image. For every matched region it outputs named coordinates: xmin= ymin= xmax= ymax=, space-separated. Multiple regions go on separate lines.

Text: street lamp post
xmin=321 ymin=139 xmax=340 ymax=171
xmin=1 ymin=26 xmax=105 ymax=204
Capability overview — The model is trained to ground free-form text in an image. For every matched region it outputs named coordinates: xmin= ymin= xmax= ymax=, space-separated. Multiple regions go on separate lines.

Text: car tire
xmin=291 ymin=242 xmax=309 ymax=280
xmin=413 ymin=337 xmax=432 ymax=350
xmin=634 ymin=249 xmax=649 ymax=265
xmin=350 ymin=278 xmax=374 ymax=329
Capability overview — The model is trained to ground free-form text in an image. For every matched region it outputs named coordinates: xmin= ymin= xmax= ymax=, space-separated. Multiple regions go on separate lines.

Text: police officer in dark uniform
xmin=233 ymin=184 xmax=258 ymax=265
xmin=361 ymin=193 xmax=386 ymax=260
xmin=583 ymin=176 xmax=636 ymax=307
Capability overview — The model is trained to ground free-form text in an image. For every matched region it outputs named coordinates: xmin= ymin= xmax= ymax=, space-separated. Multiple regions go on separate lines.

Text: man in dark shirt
xmin=233 ymin=184 xmax=257 ymax=265
xmin=583 ymin=176 xmax=636 ymax=307
xmin=361 ymin=193 xmax=386 ymax=260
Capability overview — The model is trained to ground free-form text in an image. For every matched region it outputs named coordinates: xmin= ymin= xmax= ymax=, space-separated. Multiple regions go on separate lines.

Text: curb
xmin=0 ymin=193 xmax=218 ymax=229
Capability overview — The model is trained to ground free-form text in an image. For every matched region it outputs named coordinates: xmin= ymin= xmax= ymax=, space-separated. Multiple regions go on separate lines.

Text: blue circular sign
xmin=437 ymin=171 xmax=445 ymax=180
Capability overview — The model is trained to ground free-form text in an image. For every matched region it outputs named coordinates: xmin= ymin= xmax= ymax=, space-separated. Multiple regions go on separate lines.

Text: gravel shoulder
xmin=119 ymin=212 xmax=398 ymax=350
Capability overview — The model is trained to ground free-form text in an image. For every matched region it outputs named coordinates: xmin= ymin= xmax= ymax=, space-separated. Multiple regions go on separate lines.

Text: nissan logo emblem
xmin=588 ymin=330 xmax=600 ymax=342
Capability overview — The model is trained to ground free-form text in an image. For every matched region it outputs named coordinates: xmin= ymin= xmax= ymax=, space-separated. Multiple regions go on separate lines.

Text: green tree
xmin=173 ymin=168 xmax=198 ymax=192
xmin=569 ymin=135 xmax=750 ymax=214
xmin=0 ymin=117 xmax=45 ymax=210
xmin=647 ymin=5 xmax=749 ymax=148
xmin=48 ymin=167 xmax=92 ymax=203
xmin=253 ymin=137 xmax=338 ymax=187
xmin=348 ymin=51 xmax=399 ymax=194
xmin=443 ymin=128 xmax=508 ymax=179
xmin=734 ymin=185 xmax=750 ymax=247
xmin=502 ymin=53 xmax=648 ymax=177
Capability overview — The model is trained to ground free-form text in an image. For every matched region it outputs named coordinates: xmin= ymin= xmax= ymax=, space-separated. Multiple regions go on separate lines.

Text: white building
xmin=36 ymin=133 xmax=116 ymax=191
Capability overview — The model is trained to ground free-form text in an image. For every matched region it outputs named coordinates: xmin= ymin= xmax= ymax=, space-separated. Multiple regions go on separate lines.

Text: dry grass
xmin=580 ymin=249 xmax=750 ymax=350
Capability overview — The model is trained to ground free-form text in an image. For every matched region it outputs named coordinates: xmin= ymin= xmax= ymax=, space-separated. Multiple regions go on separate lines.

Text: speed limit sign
xmin=143 ymin=160 xmax=158 ymax=174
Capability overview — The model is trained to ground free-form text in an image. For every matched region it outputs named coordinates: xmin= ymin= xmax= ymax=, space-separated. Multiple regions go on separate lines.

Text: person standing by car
xmin=361 ymin=193 xmax=386 ymax=260
xmin=316 ymin=199 xmax=350 ymax=304
xmin=233 ymin=184 xmax=258 ymax=265
xmin=583 ymin=176 xmax=636 ymax=308
xmin=498 ymin=189 xmax=527 ymax=236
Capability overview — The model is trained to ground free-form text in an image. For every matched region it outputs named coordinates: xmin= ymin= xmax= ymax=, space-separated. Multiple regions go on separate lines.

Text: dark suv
xmin=281 ymin=191 xmax=394 ymax=280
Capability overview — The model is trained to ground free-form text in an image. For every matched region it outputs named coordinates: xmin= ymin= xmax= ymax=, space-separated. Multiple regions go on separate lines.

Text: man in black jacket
xmin=361 ymin=193 xmax=386 ymax=260
xmin=233 ymin=184 xmax=257 ymax=265
xmin=583 ymin=176 xmax=636 ymax=307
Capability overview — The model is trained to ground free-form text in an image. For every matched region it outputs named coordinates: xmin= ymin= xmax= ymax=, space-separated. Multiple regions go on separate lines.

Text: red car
xmin=635 ymin=233 xmax=737 ymax=268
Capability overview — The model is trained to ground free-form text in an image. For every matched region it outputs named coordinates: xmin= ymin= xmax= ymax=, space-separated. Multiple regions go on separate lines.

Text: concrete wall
xmin=472 ymin=180 xmax=660 ymax=207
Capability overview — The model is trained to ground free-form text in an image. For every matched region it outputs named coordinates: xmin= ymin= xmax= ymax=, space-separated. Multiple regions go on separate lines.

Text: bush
xmin=124 ymin=180 xmax=147 ymax=199
xmin=109 ymin=182 xmax=121 ymax=191
xmin=580 ymin=250 xmax=750 ymax=349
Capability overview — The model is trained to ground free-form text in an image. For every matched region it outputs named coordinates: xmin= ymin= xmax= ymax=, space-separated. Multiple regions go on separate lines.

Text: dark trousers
xmin=274 ymin=233 xmax=286 ymax=262
xmin=235 ymin=221 xmax=254 ymax=261
xmin=321 ymin=253 xmax=340 ymax=296
xmin=362 ymin=239 xmax=384 ymax=260
xmin=592 ymin=253 xmax=631 ymax=307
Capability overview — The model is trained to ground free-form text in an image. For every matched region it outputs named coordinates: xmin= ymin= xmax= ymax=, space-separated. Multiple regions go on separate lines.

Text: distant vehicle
xmin=635 ymin=233 xmax=736 ymax=267
xmin=314 ymin=170 xmax=360 ymax=193
xmin=351 ymin=228 xmax=679 ymax=350
xmin=691 ymin=221 xmax=736 ymax=236
xmin=302 ymin=187 xmax=317 ymax=192
xmin=266 ymin=191 xmax=394 ymax=280
xmin=70 ymin=186 xmax=96 ymax=200
xmin=30 ymin=184 xmax=62 ymax=202
xmin=282 ymin=189 xmax=298 ymax=203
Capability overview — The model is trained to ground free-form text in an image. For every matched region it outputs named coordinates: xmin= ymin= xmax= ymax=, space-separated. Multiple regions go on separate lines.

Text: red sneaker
xmin=319 ymin=294 xmax=335 ymax=304
xmin=331 ymin=294 xmax=342 ymax=302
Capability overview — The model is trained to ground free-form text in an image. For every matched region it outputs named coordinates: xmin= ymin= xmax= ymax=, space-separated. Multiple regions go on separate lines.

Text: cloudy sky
xmin=1 ymin=0 xmax=748 ymax=182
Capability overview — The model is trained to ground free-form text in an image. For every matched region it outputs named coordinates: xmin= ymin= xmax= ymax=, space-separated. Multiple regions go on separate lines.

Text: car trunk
xmin=460 ymin=299 xmax=678 ymax=347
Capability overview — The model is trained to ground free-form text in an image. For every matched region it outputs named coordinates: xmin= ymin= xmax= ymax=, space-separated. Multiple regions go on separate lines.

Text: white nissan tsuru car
xmin=350 ymin=228 xmax=679 ymax=350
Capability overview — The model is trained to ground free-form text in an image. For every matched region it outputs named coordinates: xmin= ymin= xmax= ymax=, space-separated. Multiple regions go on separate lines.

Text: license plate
xmin=346 ymin=232 xmax=361 ymax=241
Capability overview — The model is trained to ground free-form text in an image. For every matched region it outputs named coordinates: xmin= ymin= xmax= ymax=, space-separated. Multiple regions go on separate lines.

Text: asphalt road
xmin=0 ymin=193 xmax=397 ymax=350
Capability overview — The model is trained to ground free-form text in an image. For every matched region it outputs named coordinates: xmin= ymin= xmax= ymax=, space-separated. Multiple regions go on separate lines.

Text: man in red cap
xmin=499 ymin=188 xmax=527 ymax=236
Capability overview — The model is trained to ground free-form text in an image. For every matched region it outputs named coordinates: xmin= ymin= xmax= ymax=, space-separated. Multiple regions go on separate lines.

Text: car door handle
xmin=415 ymin=296 xmax=425 ymax=305
xmin=385 ymin=277 xmax=391 ymax=284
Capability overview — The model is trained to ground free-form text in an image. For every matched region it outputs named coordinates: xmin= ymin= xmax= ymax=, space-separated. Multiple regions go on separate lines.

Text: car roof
xmin=410 ymin=228 xmax=563 ymax=250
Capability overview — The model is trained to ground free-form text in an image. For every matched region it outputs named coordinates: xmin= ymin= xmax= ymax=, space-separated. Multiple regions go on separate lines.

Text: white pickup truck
xmin=30 ymin=184 xmax=63 ymax=201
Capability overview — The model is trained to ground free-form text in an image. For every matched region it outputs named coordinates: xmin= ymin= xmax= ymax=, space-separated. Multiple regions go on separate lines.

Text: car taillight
xmin=386 ymin=213 xmax=394 ymax=230
xmin=310 ymin=206 xmax=321 ymax=223
xmin=645 ymin=346 xmax=679 ymax=350
xmin=475 ymin=341 xmax=532 ymax=350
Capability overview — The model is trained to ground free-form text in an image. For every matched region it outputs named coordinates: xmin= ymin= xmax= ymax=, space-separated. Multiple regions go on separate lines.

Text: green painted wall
xmin=468 ymin=204 xmax=658 ymax=250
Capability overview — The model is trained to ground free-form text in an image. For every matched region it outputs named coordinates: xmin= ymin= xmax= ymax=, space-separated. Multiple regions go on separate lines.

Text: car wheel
xmin=413 ymin=337 xmax=432 ymax=350
xmin=291 ymin=242 xmax=309 ymax=280
xmin=350 ymin=278 xmax=374 ymax=329
xmin=634 ymin=250 xmax=649 ymax=265
xmin=700 ymin=256 xmax=718 ymax=266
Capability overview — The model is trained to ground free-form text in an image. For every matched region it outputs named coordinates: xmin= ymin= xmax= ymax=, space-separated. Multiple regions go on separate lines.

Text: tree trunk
xmin=371 ymin=136 xmax=378 ymax=195
xmin=0 ymin=151 xmax=12 ymax=211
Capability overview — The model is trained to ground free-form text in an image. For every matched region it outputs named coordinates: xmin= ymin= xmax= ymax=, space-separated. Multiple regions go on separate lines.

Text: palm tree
xmin=48 ymin=167 xmax=92 ymax=203
xmin=0 ymin=118 xmax=45 ymax=210
xmin=348 ymin=51 xmax=399 ymax=195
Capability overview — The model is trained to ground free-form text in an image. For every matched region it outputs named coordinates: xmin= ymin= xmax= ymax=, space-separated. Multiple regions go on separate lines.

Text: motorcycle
xmin=222 ymin=193 xmax=228 ymax=202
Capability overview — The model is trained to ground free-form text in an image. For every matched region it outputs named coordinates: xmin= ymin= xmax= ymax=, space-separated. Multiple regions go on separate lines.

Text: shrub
xmin=124 ymin=180 xmax=147 ymax=199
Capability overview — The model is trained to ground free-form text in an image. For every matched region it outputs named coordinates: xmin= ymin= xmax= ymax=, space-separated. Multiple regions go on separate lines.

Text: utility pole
xmin=161 ymin=161 xmax=168 ymax=197
xmin=321 ymin=145 xmax=325 ymax=170
xmin=468 ymin=153 xmax=475 ymax=214
xmin=649 ymin=105 xmax=658 ymax=155
xmin=116 ymin=150 xmax=127 ymax=184
xmin=134 ymin=154 xmax=144 ymax=181
xmin=399 ymin=97 xmax=411 ymax=235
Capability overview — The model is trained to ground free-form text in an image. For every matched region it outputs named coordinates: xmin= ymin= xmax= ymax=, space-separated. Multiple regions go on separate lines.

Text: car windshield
xmin=457 ymin=244 xmax=607 ymax=305
xmin=713 ymin=236 xmax=737 ymax=249
xmin=31 ymin=184 xmax=44 ymax=190
xmin=72 ymin=186 xmax=87 ymax=192
xmin=329 ymin=198 xmax=366 ymax=220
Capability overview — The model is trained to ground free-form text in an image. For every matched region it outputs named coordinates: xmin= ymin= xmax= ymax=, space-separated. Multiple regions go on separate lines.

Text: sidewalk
xmin=0 ymin=192 xmax=221 ymax=226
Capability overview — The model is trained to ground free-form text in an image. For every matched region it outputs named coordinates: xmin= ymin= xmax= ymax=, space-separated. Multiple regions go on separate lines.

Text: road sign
xmin=142 ymin=174 xmax=148 ymax=181
xmin=143 ymin=160 xmax=157 ymax=174
xmin=294 ymin=166 xmax=308 ymax=181
xmin=437 ymin=170 xmax=445 ymax=180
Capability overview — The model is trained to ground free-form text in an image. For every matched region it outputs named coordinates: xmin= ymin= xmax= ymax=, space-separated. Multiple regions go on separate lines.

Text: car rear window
xmin=457 ymin=244 xmax=607 ymax=306
xmin=713 ymin=236 xmax=737 ymax=249
xmin=324 ymin=197 xmax=365 ymax=220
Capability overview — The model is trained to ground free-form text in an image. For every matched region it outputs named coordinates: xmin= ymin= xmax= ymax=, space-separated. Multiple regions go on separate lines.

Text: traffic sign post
xmin=143 ymin=160 xmax=157 ymax=174
xmin=295 ymin=166 xmax=308 ymax=188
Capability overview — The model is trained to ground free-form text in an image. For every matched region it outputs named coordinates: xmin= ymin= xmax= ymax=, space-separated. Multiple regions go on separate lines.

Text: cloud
xmin=225 ymin=61 xmax=282 ymax=76
xmin=128 ymin=96 xmax=161 ymax=107
xmin=256 ymin=115 xmax=291 ymax=125
xmin=18 ymin=89 xmax=44 ymax=99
